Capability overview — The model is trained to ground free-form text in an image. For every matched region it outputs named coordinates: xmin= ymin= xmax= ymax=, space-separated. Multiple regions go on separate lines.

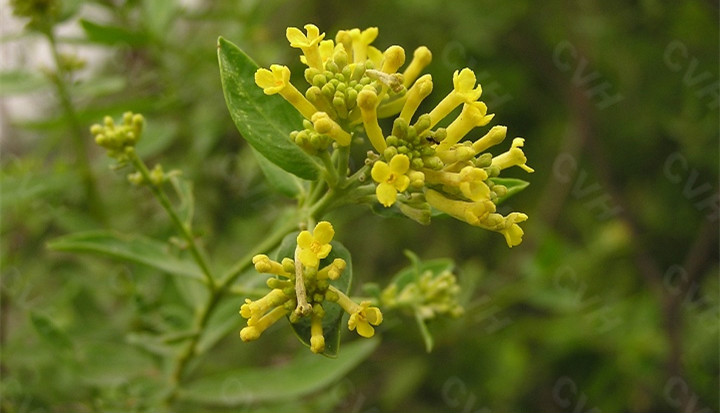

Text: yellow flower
xmin=403 ymin=46 xmax=432 ymax=87
xmin=240 ymin=306 xmax=288 ymax=342
xmin=371 ymin=154 xmax=411 ymax=207
xmin=475 ymin=212 xmax=529 ymax=247
xmin=436 ymin=101 xmax=494 ymax=152
xmin=399 ymin=74 xmax=434 ymax=122
xmin=296 ymin=221 xmax=335 ymax=268
xmin=491 ymin=137 xmax=535 ymax=173
xmin=428 ymin=68 xmax=483 ymax=128
xmin=310 ymin=305 xmax=325 ymax=353
xmin=425 ymin=189 xmax=495 ymax=225
xmin=311 ymin=112 xmax=352 ymax=146
xmin=472 ymin=125 xmax=507 ymax=154
xmin=357 ymin=89 xmax=388 ymax=153
xmin=254 ymin=64 xmax=317 ymax=119
xmin=348 ymin=301 xmax=383 ymax=338
xmin=338 ymin=27 xmax=378 ymax=63
xmin=381 ymin=45 xmax=406 ymax=74
xmin=239 ymin=288 xmax=290 ymax=321
xmin=286 ymin=24 xmax=325 ymax=70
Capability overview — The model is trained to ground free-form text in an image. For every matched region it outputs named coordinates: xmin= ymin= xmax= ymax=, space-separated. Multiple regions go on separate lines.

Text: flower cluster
xmin=381 ymin=269 xmax=464 ymax=320
xmin=256 ymin=24 xmax=533 ymax=247
xmin=239 ymin=221 xmax=382 ymax=354
xmin=90 ymin=112 xmax=144 ymax=163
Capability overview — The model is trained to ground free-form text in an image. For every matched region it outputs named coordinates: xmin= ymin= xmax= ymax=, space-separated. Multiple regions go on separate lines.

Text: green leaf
xmin=490 ymin=177 xmax=530 ymax=204
xmin=80 ymin=19 xmax=148 ymax=46
xmin=30 ymin=312 xmax=73 ymax=351
xmin=180 ymin=338 xmax=378 ymax=406
xmin=217 ymin=37 xmax=320 ymax=180
xmin=251 ymin=147 xmax=306 ymax=198
xmin=0 ymin=70 xmax=49 ymax=96
xmin=276 ymin=232 xmax=352 ymax=357
xmin=48 ymin=231 xmax=205 ymax=281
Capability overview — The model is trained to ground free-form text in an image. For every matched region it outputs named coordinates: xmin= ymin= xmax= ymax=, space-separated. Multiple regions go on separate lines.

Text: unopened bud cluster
xmin=381 ymin=269 xmax=464 ymax=320
xmin=90 ymin=112 xmax=144 ymax=164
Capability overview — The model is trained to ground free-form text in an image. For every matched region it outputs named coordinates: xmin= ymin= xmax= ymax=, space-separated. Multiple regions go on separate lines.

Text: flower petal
xmin=371 ymin=161 xmax=391 ymax=183
xmin=376 ymin=182 xmax=398 ymax=207
xmin=313 ymin=221 xmax=335 ymax=244
xmin=299 ymin=248 xmax=319 ymax=267
xmin=355 ymin=321 xmax=375 ymax=338
xmin=296 ymin=230 xmax=313 ymax=249
xmin=389 ymin=154 xmax=410 ymax=174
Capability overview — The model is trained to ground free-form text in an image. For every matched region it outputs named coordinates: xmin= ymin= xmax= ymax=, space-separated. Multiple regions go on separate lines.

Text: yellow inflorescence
xmin=255 ymin=24 xmax=533 ymax=247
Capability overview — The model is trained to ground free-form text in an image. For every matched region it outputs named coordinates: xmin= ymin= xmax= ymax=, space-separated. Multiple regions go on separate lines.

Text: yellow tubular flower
xmin=311 ymin=112 xmax=352 ymax=146
xmin=350 ymin=27 xmax=378 ymax=63
xmin=310 ymin=308 xmax=325 ymax=353
xmin=403 ymin=46 xmax=432 ymax=87
xmin=254 ymin=65 xmax=317 ymax=119
xmin=399 ymin=74 xmax=434 ymax=122
xmin=472 ymin=125 xmax=507 ymax=154
xmin=436 ymin=101 xmax=494 ymax=152
xmin=381 ymin=45 xmax=406 ymax=74
xmin=240 ymin=306 xmax=289 ymax=342
xmin=296 ymin=221 xmax=335 ymax=268
xmin=425 ymin=189 xmax=495 ymax=225
xmin=240 ymin=288 xmax=290 ymax=321
xmin=372 ymin=155 xmax=411 ymax=207
xmin=317 ymin=39 xmax=336 ymax=64
xmin=435 ymin=144 xmax=476 ymax=164
xmin=477 ymin=212 xmax=529 ymax=247
xmin=317 ymin=258 xmax=347 ymax=280
xmin=491 ymin=138 xmax=535 ymax=173
xmin=252 ymin=254 xmax=291 ymax=277
xmin=286 ymin=24 xmax=325 ymax=70
xmin=357 ymin=89 xmax=388 ymax=153
xmin=428 ymin=68 xmax=483 ymax=128
xmin=423 ymin=167 xmax=490 ymax=202
xmin=330 ymin=285 xmax=383 ymax=338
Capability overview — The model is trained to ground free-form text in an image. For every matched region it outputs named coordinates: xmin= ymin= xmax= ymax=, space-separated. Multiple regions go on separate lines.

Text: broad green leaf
xmin=80 ymin=19 xmax=148 ymax=46
xmin=490 ymin=177 xmax=530 ymax=204
xmin=48 ymin=231 xmax=205 ymax=281
xmin=250 ymin=147 xmax=306 ymax=198
xmin=276 ymin=232 xmax=352 ymax=357
xmin=217 ymin=37 xmax=320 ymax=180
xmin=30 ymin=312 xmax=73 ymax=351
xmin=180 ymin=338 xmax=378 ymax=406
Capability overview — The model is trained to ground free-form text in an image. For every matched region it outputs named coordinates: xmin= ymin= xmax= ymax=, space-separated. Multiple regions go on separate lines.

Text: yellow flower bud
xmin=403 ymin=46 xmax=432 ymax=87
xmin=311 ymin=112 xmax=352 ymax=146
xmin=381 ymin=45 xmax=406 ymax=74
xmin=436 ymin=101 xmax=494 ymax=152
xmin=357 ymin=89 xmax=388 ymax=153
xmin=472 ymin=125 xmax=507 ymax=154
xmin=399 ymin=74 xmax=434 ymax=122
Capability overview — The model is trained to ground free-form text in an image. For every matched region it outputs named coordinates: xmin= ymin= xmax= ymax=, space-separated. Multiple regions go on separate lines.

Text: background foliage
xmin=1 ymin=0 xmax=718 ymax=412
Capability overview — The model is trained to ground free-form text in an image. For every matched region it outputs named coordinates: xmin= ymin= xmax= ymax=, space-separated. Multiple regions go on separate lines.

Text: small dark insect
xmin=426 ymin=135 xmax=441 ymax=144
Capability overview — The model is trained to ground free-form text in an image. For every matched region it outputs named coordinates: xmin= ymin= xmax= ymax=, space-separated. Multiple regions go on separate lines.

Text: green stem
xmin=46 ymin=30 xmax=105 ymax=223
xmin=130 ymin=153 xmax=217 ymax=290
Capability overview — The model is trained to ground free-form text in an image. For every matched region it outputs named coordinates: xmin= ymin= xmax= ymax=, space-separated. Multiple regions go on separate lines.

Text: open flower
xmin=286 ymin=24 xmax=325 ymax=70
xmin=254 ymin=64 xmax=317 ymax=119
xmin=372 ymin=154 xmax=411 ymax=207
xmin=428 ymin=68 xmax=483 ymax=128
xmin=297 ymin=221 xmax=335 ymax=268
xmin=491 ymin=137 xmax=535 ymax=173
xmin=347 ymin=301 xmax=383 ymax=338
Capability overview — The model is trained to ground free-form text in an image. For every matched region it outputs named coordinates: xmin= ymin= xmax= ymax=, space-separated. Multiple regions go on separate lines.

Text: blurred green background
xmin=1 ymin=0 xmax=718 ymax=412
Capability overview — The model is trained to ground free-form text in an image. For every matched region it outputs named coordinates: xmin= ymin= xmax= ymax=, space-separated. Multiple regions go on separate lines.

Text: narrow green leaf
xmin=30 ymin=312 xmax=74 ymax=351
xmin=0 ymin=70 xmax=49 ymax=96
xmin=276 ymin=232 xmax=352 ymax=357
xmin=80 ymin=19 xmax=148 ymax=46
xmin=217 ymin=37 xmax=320 ymax=180
xmin=251 ymin=147 xmax=306 ymax=198
xmin=490 ymin=177 xmax=530 ymax=204
xmin=48 ymin=231 xmax=205 ymax=281
xmin=169 ymin=175 xmax=194 ymax=228
xmin=180 ymin=338 xmax=379 ymax=406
